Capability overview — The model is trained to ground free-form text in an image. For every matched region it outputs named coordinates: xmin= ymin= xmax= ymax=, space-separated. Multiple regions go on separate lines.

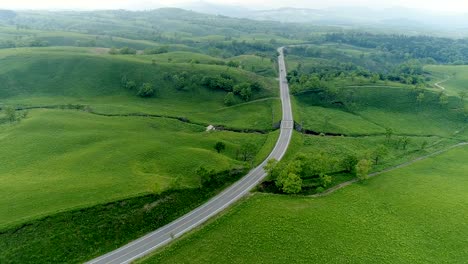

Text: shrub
xmin=224 ymin=92 xmax=236 ymax=106
xmin=137 ymin=83 xmax=155 ymax=97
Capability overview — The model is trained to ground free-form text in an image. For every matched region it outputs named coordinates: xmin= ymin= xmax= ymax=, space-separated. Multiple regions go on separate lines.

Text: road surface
xmin=86 ymin=47 xmax=294 ymax=264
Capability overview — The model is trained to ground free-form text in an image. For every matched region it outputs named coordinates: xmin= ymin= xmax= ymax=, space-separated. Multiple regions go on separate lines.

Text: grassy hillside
xmin=287 ymin=44 xmax=466 ymax=139
xmin=0 ymin=48 xmax=280 ymax=130
xmin=0 ymin=109 xmax=274 ymax=229
xmin=426 ymin=65 xmax=468 ymax=97
xmin=142 ymin=145 xmax=468 ymax=264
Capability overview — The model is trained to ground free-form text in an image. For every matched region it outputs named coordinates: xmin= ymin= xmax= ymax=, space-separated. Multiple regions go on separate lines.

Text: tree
xmin=341 ymin=154 xmax=358 ymax=173
xmin=281 ymin=173 xmax=302 ymax=194
xmin=264 ymin=159 xmax=279 ymax=178
xmin=385 ymin=128 xmax=394 ymax=143
xmin=109 ymin=47 xmax=118 ymax=55
xmin=214 ymin=142 xmax=226 ymax=153
xmin=416 ymin=92 xmax=425 ymax=105
xmin=196 ymin=166 xmax=215 ymax=188
xmin=224 ymin=92 xmax=236 ymax=106
xmin=319 ymin=173 xmax=332 ymax=188
xmin=227 ymin=60 xmax=239 ymax=68
xmin=137 ymin=83 xmax=155 ymax=97
xmin=239 ymin=86 xmax=252 ymax=101
xmin=238 ymin=143 xmax=256 ymax=162
xmin=125 ymin=80 xmax=137 ymax=90
xmin=4 ymin=106 xmax=17 ymax=122
xmin=372 ymin=145 xmax=388 ymax=165
xmin=439 ymin=93 xmax=449 ymax=107
xmin=250 ymin=81 xmax=262 ymax=92
xmin=119 ymin=47 xmax=137 ymax=55
xmin=356 ymin=159 xmax=372 ymax=181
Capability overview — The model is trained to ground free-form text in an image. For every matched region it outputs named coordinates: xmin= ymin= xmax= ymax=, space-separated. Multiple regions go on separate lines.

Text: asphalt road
xmin=86 ymin=47 xmax=293 ymax=264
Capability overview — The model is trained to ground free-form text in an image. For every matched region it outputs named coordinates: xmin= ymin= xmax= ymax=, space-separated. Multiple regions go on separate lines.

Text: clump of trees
xmin=214 ymin=142 xmax=226 ymax=153
xmin=1 ymin=106 xmax=28 ymax=123
xmin=201 ymin=74 xmax=263 ymax=105
xmin=355 ymin=159 xmax=372 ymax=181
xmin=121 ymin=76 xmax=157 ymax=98
xmin=109 ymin=47 xmax=137 ymax=55
xmin=325 ymin=32 xmax=468 ymax=64
xmin=137 ymin=83 xmax=155 ymax=97
xmin=143 ymin=46 xmax=169 ymax=55
xmin=264 ymin=153 xmax=338 ymax=194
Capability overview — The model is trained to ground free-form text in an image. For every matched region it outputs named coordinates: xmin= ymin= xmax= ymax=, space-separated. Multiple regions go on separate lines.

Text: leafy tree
xmin=239 ymin=86 xmax=252 ymax=101
xmin=227 ymin=60 xmax=240 ymax=68
xmin=224 ymin=92 xmax=236 ymax=106
xmin=341 ymin=154 xmax=358 ymax=173
xmin=402 ymin=137 xmax=411 ymax=150
xmin=264 ymin=159 xmax=279 ymax=179
xmin=281 ymin=173 xmax=302 ymax=194
xmin=319 ymin=173 xmax=332 ymax=188
xmin=372 ymin=145 xmax=388 ymax=165
xmin=137 ymin=83 xmax=155 ymax=97
xmin=250 ymin=81 xmax=263 ymax=92
xmin=196 ymin=166 xmax=215 ymax=188
xmin=4 ymin=106 xmax=17 ymax=122
xmin=214 ymin=142 xmax=226 ymax=153
xmin=144 ymin=46 xmax=169 ymax=55
xmin=439 ymin=93 xmax=449 ymax=107
xmin=109 ymin=47 xmax=118 ymax=55
xmin=125 ymin=80 xmax=137 ymax=90
xmin=416 ymin=92 xmax=425 ymax=104
xmin=233 ymin=83 xmax=249 ymax=95
xmin=202 ymin=76 xmax=234 ymax=92
xmin=356 ymin=159 xmax=372 ymax=181
xmin=119 ymin=47 xmax=137 ymax=54
xmin=238 ymin=143 xmax=256 ymax=162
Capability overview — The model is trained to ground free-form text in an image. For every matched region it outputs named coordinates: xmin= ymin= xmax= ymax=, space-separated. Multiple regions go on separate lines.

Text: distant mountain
xmin=180 ymin=1 xmax=250 ymax=17
xmin=178 ymin=2 xmax=468 ymax=36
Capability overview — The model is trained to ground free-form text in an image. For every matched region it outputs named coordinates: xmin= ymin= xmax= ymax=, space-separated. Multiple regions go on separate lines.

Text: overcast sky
xmin=2 ymin=0 xmax=468 ymax=14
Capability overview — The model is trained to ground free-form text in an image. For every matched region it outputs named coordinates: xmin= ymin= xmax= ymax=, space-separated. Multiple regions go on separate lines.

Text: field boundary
xmin=6 ymin=105 xmax=278 ymax=134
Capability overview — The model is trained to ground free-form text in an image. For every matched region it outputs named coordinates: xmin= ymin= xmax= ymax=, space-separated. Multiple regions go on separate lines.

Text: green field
xmin=0 ymin=109 xmax=275 ymax=229
xmin=143 ymin=145 xmax=468 ymax=264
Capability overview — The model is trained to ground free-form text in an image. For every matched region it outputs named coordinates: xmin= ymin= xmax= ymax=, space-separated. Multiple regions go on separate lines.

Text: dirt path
xmin=308 ymin=142 xmax=467 ymax=198
xmin=434 ymin=76 xmax=451 ymax=91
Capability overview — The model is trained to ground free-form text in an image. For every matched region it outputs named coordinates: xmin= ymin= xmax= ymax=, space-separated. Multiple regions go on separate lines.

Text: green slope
xmin=143 ymin=146 xmax=468 ymax=264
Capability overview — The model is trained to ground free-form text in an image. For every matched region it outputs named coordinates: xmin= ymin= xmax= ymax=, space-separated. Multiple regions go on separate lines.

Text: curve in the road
xmin=86 ymin=47 xmax=293 ymax=264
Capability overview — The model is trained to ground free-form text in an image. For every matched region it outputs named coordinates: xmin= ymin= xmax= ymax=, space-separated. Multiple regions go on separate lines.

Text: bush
xmin=224 ymin=92 xmax=236 ymax=106
xmin=316 ymin=186 xmax=325 ymax=193
xmin=137 ymin=83 xmax=155 ymax=97
xmin=143 ymin=46 xmax=169 ymax=55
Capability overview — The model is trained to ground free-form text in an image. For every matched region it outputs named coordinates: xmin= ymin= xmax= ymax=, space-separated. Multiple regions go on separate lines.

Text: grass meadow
xmin=142 ymin=145 xmax=468 ymax=264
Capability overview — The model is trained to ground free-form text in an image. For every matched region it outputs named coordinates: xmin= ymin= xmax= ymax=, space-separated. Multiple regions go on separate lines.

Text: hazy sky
xmin=2 ymin=0 xmax=468 ymax=13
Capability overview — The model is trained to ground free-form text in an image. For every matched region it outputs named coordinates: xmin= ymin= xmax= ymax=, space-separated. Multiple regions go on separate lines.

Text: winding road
xmin=86 ymin=47 xmax=294 ymax=264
